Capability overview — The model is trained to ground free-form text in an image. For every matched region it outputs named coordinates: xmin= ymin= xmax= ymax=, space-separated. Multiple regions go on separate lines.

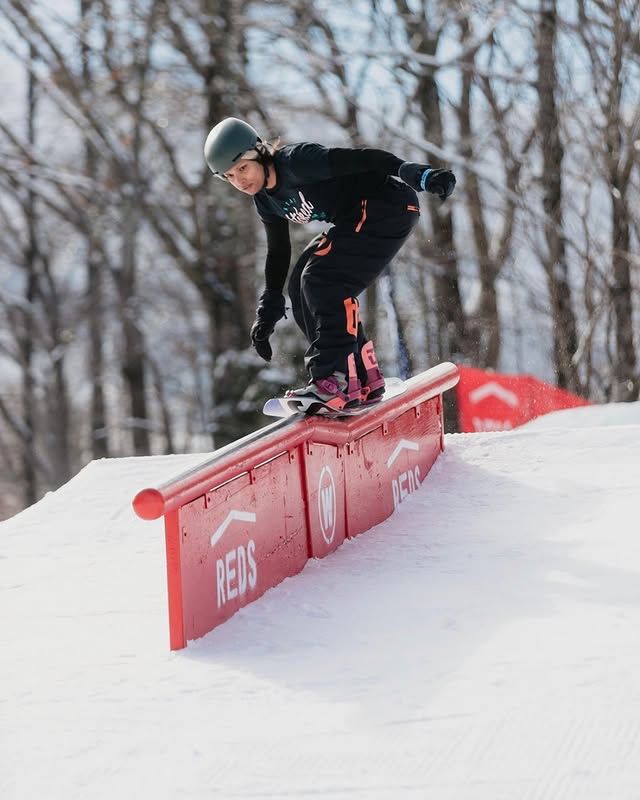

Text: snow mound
xmin=524 ymin=399 xmax=640 ymax=430
xmin=2 ymin=413 xmax=640 ymax=799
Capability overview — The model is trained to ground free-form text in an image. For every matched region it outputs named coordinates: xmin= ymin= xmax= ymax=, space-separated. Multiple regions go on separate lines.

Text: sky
xmin=2 ymin=398 xmax=640 ymax=799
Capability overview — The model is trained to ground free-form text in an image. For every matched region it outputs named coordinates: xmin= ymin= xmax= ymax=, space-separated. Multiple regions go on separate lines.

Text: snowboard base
xmin=263 ymin=377 xmax=406 ymax=419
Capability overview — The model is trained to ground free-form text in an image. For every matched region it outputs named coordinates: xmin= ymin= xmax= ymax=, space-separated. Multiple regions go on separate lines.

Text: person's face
xmin=224 ymin=159 xmax=264 ymax=194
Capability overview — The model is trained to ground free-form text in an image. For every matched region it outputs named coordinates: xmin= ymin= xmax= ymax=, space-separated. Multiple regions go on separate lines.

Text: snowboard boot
xmin=285 ymin=372 xmax=361 ymax=411
xmin=358 ymin=340 xmax=385 ymax=403
xmin=286 ymin=355 xmax=361 ymax=412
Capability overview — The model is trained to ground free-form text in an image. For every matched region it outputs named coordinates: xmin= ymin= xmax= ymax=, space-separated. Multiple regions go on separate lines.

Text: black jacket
xmin=254 ymin=143 xmax=404 ymax=293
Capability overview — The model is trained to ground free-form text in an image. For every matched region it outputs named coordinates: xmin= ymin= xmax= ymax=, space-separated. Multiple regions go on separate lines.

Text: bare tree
xmin=156 ymin=0 xmax=260 ymax=350
xmin=458 ymin=16 xmax=533 ymax=369
xmin=394 ymin=1 xmax=467 ymax=361
xmin=536 ymin=0 xmax=583 ymax=393
xmin=100 ymin=0 xmax=160 ymax=454
xmin=2 ymin=0 xmax=639 ymax=518
xmin=17 ymin=49 xmax=39 ymax=506
xmin=575 ymin=0 xmax=639 ymax=400
xmin=0 ymin=41 xmax=74 ymax=501
xmin=80 ymin=0 xmax=109 ymax=458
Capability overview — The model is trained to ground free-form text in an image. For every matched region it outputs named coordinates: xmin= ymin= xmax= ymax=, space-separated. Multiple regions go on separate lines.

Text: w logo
xmin=318 ymin=466 xmax=337 ymax=544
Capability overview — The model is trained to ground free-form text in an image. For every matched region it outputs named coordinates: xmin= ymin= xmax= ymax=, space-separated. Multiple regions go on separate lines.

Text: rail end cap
xmin=133 ymin=488 xmax=165 ymax=520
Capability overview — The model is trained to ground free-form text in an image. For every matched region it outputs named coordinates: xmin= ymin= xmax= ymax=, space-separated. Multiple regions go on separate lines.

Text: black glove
xmin=250 ymin=289 xmax=286 ymax=361
xmin=399 ymin=162 xmax=456 ymax=201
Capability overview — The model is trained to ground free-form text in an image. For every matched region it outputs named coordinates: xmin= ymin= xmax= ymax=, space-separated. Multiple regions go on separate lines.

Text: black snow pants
xmin=288 ymin=177 xmax=420 ymax=383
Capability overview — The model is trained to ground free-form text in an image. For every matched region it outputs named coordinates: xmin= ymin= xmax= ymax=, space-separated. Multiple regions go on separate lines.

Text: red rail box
xmin=133 ymin=363 xmax=459 ymax=649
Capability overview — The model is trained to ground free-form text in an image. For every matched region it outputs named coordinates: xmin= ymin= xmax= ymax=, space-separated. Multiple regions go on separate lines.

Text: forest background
xmin=0 ymin=0 xmax=638 ymax=519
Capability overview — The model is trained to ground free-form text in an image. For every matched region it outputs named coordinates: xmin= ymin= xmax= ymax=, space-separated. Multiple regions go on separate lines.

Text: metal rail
xmin=133 ymin=362 xmax=459 ymax=521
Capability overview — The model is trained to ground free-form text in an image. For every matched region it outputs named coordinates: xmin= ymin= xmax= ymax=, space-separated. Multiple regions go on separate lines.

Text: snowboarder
xmin=204 ymin=117 xmax=456 ymax=411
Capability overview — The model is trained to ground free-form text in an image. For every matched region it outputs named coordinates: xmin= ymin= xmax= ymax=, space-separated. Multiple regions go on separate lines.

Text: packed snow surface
xmin=2 ymin=403 xmax=640 ymax=799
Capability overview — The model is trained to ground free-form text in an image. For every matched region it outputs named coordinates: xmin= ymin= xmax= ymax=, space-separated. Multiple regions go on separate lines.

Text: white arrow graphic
xmin=387 ymin=439 xmax=420 ymax=468
xmin=210 ymin=510 xmax=256 ymax=548
xmin=468 ymin=381 xmax=519 ymax=408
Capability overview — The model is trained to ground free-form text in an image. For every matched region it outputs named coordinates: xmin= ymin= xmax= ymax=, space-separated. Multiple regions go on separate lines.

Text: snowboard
xmin=263 ymin=377 xmax=406 ymax=419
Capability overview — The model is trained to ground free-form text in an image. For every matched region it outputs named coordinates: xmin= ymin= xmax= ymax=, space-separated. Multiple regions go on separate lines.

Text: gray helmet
xmin=204 ymin=117 xmax=260 ymax=178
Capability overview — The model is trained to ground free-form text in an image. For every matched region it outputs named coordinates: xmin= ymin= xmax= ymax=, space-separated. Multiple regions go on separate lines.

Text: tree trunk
xmin=118 ymin=195 xmax=150 ymax=455
xmin=607 ymin=10 xmax=638 ymax=401
xmin=21 ymin=46 xmax=39 ymax=506
xmin=87 ymin=239 xmax=109 ymax=457
xmin=415 ymin=38 xmax=466 ymax=362
xmin=148 ymin=356 xmax=176 ymax=454
xmin=40 ymin=253 xmax=72 ymax=481
xmin=537 ymin=0 xmax=581 ymax=393
xmin=20 ymin=275 xmax=38 ymax=507
xmin=458 ymin=18 xmax=500 ymax=368
xmin=431 ymin=208 xmax=466 ymax=361
xmin=81 ymin=0 xmax=109 ymax=458
xmin=386 ymin=268 xmax=414 ymax=379
xmin=609 ymin=190 xmax=637 ymax=400
xmin=200 ymin=0 xmax=257 ymax=437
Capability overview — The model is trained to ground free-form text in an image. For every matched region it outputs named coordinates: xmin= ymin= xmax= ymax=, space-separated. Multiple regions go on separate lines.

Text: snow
xmin=2 ymin=405 xmax=640 ymax=799
xmin=523 ymin=399 xmax=640 ymax=429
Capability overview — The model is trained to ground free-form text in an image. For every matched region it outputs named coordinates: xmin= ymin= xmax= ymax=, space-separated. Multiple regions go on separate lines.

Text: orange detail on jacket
xmin=314 ymin=236 xmax=333 ymax=256
xmin=407 ymin=204 xmax=420 ymax=212
xmin=355 ymin=199 xmax=368 ymax=232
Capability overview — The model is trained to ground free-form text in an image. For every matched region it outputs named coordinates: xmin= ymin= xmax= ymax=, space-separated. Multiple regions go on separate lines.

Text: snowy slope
xmin=524 ymin=399 xmax=640 ymax=429
xmin=2 ymin=407 xmax=640 ymax=800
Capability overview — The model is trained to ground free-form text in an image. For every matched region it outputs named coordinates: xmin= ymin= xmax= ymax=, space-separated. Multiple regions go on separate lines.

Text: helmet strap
xmin=253 ymin=142 xmax=273 ymax=191
xmin=261 ymin=162 xmax=270 ymax=191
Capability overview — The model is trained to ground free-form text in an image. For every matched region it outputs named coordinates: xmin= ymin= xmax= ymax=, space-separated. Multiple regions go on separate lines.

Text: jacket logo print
xmin=283 ymin=190 xmax=316 ymax=224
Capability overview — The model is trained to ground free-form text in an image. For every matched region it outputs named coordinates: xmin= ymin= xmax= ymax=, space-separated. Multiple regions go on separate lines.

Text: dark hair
xmin=255 ymin=138 xmax=280 ymax=162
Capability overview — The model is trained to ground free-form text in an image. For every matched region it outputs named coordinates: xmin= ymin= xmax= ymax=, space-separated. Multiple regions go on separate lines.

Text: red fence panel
xmin=133 ymin=362 xmax=459 ymax=649
xmin=456 ymin=365 xmax=590 ymax=432
xmin=303 ymin=440 xmax=348 ymax=558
